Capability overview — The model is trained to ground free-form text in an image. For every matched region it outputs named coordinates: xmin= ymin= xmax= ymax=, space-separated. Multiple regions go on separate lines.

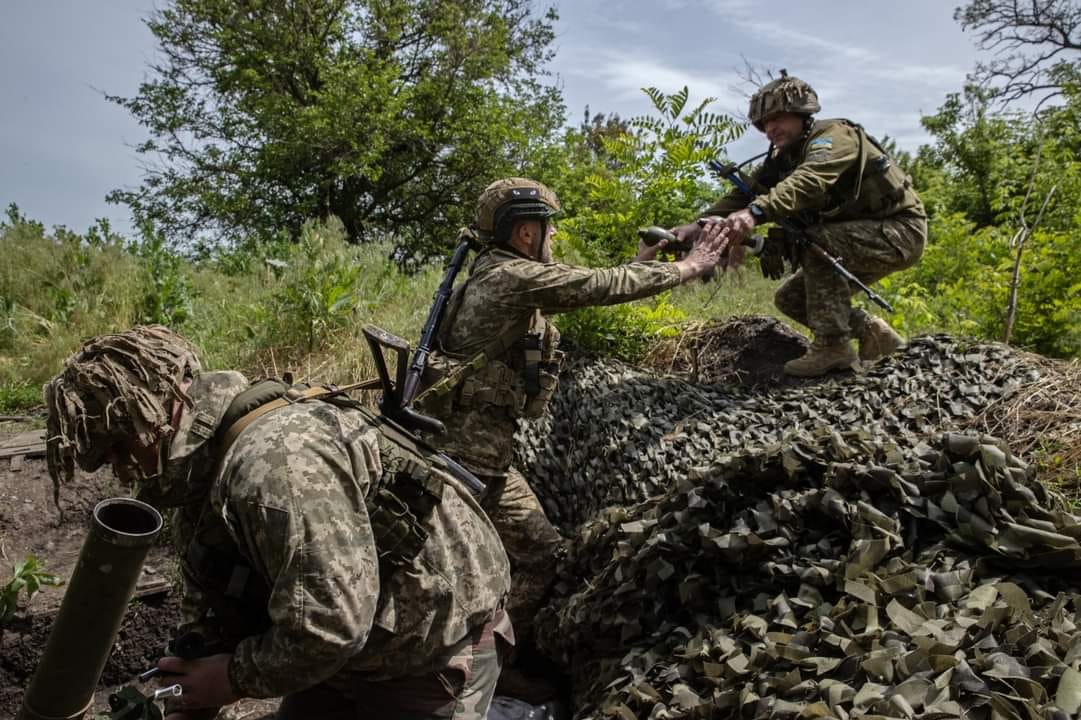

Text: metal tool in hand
xmin=99 ymin=684 xmax=181 ymax=720
xmin=637 ymin=225 xmax=765 ymax=256
xmin=706 ymin=155 xmax=895 ymax=312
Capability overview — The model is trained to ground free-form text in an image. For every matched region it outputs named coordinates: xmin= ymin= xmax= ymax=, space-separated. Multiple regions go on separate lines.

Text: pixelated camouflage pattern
xmin=421 ymin=246 xmax=681 ymax=474
xmin=704 ymin=119 xmax=923 ymax=224
xmin=774 ymin=213 xmax=926 ymax=342
xmin=275 ymin=612 xmax=510 ymax=719
xmin=476 ymin=467 xmax=565 ymax=640
xmin=166 ymin=372 xmax=511 ymax=699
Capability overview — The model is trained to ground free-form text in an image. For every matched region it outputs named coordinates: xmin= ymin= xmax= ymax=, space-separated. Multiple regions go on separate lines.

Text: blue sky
xmin=0 ymin=1 xmax=983 ymax=237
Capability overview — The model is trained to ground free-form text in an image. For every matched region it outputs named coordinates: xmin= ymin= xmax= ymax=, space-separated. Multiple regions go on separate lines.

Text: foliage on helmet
xmin=44 ymin=325 xmax=199 ymax=488
xmin=748 ymin=71 xmax=821 ymax=131
xmin=474 ymin=177 xmax=561 ymax=242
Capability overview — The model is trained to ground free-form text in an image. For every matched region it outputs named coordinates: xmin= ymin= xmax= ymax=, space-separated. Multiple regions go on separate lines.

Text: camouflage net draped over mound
xmin=514 ymin=334 xmax=1081 ymax=719
xmin=516 ymin=335 xmax=1042 ymax=531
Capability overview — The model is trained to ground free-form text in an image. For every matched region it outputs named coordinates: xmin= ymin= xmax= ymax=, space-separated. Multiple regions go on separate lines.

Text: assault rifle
xmin=363 ymin=238 xmax=472 ymax=436
xmin=361 ymin=238 xmax=486 ymax=495
xmin=707 ymin=154 xmax=894 ymax=312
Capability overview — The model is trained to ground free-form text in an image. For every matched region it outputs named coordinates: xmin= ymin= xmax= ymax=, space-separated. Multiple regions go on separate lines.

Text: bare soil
xmin=0 ymin=420 xmax=275 ymax=719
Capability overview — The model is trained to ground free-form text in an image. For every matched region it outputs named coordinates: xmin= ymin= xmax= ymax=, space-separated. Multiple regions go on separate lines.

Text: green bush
xmin=558 ymin=295 xmax=686 ymax=361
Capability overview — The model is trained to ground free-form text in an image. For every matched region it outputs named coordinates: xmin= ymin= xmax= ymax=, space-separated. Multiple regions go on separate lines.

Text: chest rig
xmin=758 ymin=118 xmax=916 ymax=223
xmin=417 ymin=256 xmax=564 ymax=421
xmin=181 ymin=379 xmax=448 ymax=641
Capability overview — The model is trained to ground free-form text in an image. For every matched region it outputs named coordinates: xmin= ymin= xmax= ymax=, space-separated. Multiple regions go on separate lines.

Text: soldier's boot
xmin=858 ymin=317 xmax=905 ymax=363
xmin=783 ymin=339 xmax=857 ymax=378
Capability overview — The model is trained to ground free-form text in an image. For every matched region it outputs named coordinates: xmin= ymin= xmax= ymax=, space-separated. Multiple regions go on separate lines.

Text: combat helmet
xmin=748 ymin=70 xmax=821 ymax=131
xmin=474 ymin=177 xmax=561 ymax=243
xmin=44 ymin=325 xmax=225 ymax=507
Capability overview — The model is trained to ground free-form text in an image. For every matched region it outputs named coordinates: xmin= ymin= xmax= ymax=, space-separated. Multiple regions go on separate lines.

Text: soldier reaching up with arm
xmin=414 ymin=177 xmax=728 ymax=699
xmin=671 ymin=72 xmax=926 ymax=377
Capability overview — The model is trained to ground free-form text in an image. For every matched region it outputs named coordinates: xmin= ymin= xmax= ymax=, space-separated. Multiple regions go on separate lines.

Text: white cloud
xmin=559 ymin=47 xmax=746 ymax=110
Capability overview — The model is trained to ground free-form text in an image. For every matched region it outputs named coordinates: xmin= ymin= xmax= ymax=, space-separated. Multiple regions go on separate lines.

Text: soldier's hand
xmin=158 ymin=653 xmax=239 ymax=713
xmin=676 ymin=222 xmax=728 ymax=281
xmin=635 ymin=234 xmax=668 ymax=262
xmin=723 ymin=209 xmax=756 ymax=242
xmin=758 ymin=235 xmax=786 ymax=279
xmin=724 ymin=239 xmax=747 ymax=273
xmin=669 ymin=222 xmax=702 ymax=257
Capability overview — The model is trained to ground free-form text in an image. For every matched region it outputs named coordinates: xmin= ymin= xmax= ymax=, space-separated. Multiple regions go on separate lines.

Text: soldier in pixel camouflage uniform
xmin=414 ymin=178 xmax=728 ymax=690
xmin=672 ymin=72 xmax=927 ymax=377
xmin=44 ymin=325 xmax=513 ymax=720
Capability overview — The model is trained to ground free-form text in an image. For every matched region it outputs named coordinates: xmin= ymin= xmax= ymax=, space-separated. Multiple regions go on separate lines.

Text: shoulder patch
xmin=807 ymin=149 xmax=831 ymax=162
xmin=809 ymin=136 xmax=833 ymax=149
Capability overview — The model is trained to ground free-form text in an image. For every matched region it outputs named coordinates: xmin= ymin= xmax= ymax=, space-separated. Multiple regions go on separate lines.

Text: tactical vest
xmin=760 ymin=118 xmax=920 ymax=223
xmin=417 ymin=256 xmax=564 ymax=421
xmin=181 ymin=379 xmax=449 ymax=644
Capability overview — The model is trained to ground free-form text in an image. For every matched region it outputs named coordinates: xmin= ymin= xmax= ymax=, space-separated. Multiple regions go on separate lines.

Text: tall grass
xmin=1 ymin=210 xmax=790 ymax=410
xmin=0 ymin=211 xmax=444 ymax=408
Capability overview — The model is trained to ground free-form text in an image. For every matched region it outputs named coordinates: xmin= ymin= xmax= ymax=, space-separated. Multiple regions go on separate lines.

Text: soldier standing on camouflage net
xmin=672 ymin=72 xmax=926 ymax=377
xmin=44 ymin=326 xmax=513 ymax=720
xmin=414 ymin=177 xmax=728 ymax=688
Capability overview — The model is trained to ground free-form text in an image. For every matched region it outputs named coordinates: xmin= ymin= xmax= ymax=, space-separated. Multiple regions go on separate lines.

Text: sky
xmin=0 ymin=1 xmax=985 ymax=238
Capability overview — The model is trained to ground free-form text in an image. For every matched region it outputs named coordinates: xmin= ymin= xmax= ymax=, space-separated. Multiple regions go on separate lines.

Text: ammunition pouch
xmin=417 ymin=308 xmax=564 ymax=422
xmin=367 ymin=412 xmax=446 ymax=571
xmin=859 ymin=156 xmax=914 ymax=216
xmin=425 ymin=352 xmax=562 ymax=420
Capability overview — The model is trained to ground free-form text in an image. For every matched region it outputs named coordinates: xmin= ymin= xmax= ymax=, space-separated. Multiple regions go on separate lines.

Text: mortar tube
xmin=17 ymin=497 xmax=163 ymax=720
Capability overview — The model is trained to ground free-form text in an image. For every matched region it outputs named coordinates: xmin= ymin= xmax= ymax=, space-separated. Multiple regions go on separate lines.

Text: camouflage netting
xmin=515 ymin=330 xmax=1081 ymax=719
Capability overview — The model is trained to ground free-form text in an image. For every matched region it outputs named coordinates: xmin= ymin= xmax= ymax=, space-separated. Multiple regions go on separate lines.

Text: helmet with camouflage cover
xmin=748 ymin=70 xmax=820 ymax=131
xmin=44 ymin=325 xmax=236 ymax=507
xmin=474 ymin=177 xmax=561 ymax=243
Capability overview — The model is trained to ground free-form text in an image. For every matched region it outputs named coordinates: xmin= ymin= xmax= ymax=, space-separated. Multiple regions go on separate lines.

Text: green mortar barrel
xmin=17 ymin=497 xmax=163 ymax=720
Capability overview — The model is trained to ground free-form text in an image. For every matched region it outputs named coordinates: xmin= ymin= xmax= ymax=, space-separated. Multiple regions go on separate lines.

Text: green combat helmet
xmin=474 ymin=177 xmax=561 ymax=243
xmin=747 ymin=70 xmax=821 ymax=131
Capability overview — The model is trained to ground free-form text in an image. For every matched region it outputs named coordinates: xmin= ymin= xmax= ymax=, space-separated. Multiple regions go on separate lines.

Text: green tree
xmin=108 ymin=0 xmax=563 ymax=262
xmin=541 ymin=87 xmax=745 ymax=360
xmin=554 ymin=86 xmax=744 ymax=266
xmin=887 ymin=80 xmax=1080 ymax=358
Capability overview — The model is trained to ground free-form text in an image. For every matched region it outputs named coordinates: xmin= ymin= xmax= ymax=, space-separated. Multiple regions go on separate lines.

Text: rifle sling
xmin=219 ymin=385 xmax=359 ymax=457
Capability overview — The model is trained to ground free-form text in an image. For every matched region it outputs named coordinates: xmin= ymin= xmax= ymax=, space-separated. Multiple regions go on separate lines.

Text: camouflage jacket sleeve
xmin=485 ymin=256 xmax=681 ymax=314
xmin=219 ymin=407 xmax=381 ymax=698
xmin=752 ymin=123 xmax=860 ymax=222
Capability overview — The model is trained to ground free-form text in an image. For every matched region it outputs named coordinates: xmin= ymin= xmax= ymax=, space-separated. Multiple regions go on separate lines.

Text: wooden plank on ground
xmin=0 ymin=430 xmax=46 ymax=460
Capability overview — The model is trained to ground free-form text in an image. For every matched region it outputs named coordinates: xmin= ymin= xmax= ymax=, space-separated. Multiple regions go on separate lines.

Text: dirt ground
xmin=0 ymin=419 xmax=276 ymax=719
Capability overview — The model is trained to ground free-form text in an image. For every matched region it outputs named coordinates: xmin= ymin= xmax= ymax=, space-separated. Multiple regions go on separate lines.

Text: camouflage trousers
xmin=276 ymin=612 xmax=511 ymax=719
xmin=477 ymin=465 xmax=565 ymax=645
xmin=774 ymin=212 xmax=926 ymax=343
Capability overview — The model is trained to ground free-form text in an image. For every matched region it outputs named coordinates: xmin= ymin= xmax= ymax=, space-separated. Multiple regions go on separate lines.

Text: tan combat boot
xmin=859 ymin=317 xmax=905 ymax=363
xmin=783 ymin=339 xmax=857 ymax=378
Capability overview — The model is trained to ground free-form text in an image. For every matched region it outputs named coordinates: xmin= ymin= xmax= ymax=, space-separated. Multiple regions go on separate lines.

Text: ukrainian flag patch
xmin=809 ymin=136 xmax=833 ymax=149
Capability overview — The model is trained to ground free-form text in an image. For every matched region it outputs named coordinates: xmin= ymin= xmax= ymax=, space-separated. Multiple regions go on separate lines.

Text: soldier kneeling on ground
xmin=44 ymin=325 xmax=513 ymax=720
